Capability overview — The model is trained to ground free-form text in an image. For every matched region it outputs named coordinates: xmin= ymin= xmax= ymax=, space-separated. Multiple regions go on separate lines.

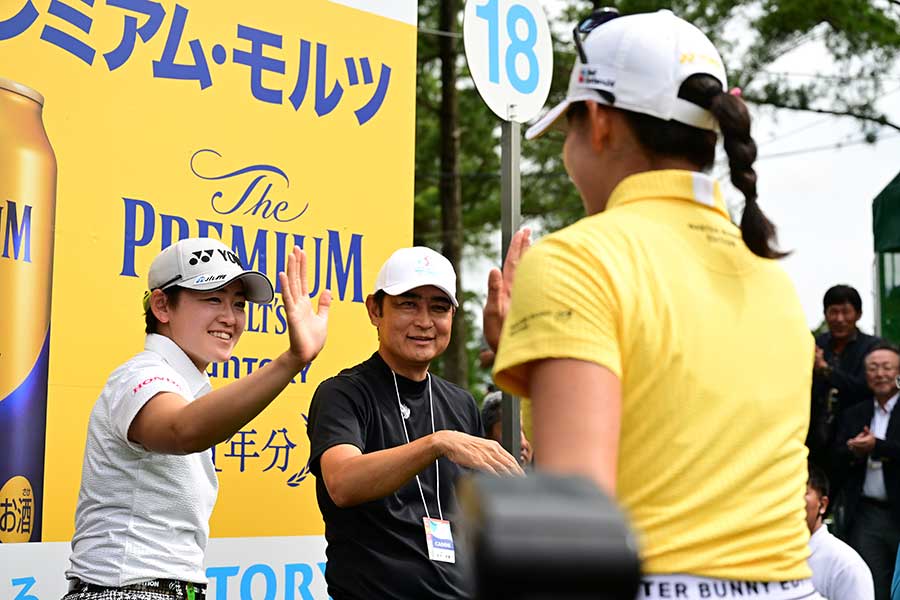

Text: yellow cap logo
xmin=0 ymin=476 xmax=36 ymax=543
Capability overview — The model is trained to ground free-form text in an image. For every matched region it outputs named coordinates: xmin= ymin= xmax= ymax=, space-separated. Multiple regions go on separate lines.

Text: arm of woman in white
xmin=129 ymin=247 xmax=331 ymax=455
xmin=529 ymin=358 xmax=622 ymax=495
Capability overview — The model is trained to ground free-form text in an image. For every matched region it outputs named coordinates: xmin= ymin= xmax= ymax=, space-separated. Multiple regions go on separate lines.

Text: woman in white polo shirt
xmin=487 ymin=9 xmax=820 ymax=599
xmin=63 ymin=238 xmax=330 ymax=600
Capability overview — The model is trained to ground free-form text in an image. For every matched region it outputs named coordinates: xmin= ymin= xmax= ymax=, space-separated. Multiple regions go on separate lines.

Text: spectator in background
xmin=809 ymin=285 xmax=881 ymax=478
xmin=833 ymin=342 xmax=900 ymax=600
xmin=806 ymin=461 xmax=874 ymax=599
xmin=481 ymin=390 xmax=533 ymax=467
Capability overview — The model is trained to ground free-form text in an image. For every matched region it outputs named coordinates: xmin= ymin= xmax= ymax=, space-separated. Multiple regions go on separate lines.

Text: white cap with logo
xmin=374 ymin=247 xmax=458 ymax=307
xmin=147 ymin=237 xmax=274 ymax=304
xmin=526 ymin=9 xmax=728 ymax=140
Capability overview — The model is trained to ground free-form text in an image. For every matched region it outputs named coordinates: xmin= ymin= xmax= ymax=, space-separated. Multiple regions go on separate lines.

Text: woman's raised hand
xmin=279 ymin=246 xmax=332 ymax=368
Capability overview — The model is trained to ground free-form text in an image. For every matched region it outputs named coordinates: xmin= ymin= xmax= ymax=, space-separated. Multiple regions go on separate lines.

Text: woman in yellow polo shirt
xmin=487 ymin=9 xmax=818 ymax=598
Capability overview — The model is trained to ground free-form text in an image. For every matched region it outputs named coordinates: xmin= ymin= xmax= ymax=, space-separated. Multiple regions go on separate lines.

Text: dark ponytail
xmin=621 ymin=74 xmax=788 ymax=259
xmin=707 ymin=89 xmax=788 ymax=259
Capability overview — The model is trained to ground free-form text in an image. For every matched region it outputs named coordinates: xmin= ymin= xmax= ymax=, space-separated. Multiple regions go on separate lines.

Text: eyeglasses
xmin=573 ymin=7 xmax=620 ymax=64
xmin=866 ymin=363 xmax=900 ymax=374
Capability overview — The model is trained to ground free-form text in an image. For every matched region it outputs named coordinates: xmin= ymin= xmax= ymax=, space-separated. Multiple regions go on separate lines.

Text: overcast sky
xmin=742 ymin=41 xmax=900 ymax=334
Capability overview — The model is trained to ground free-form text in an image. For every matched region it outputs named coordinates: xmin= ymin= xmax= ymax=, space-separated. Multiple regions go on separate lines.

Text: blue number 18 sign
xmin=463 ymin=0 xmax=553 ymax=123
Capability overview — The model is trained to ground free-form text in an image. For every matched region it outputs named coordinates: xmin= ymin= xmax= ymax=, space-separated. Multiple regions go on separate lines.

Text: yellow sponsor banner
xmin=0 ymin=0 xmax=416 ymax=541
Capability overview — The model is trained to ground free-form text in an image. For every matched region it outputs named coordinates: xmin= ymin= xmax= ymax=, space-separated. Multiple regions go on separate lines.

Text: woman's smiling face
xmin=162 ymin=280 xmax=247 ymax=371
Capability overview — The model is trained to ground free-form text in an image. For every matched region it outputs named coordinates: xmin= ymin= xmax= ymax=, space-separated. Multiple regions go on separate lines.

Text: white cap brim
xmin=525 ymin=99 xmax=571 ymax=140
xmin=525 ymin=90 xmax=610 ymax=140
xmin=379 ymin=278 xmax=458 ymax=307
xmin=172 ymin=270 xmax=275 ymax=304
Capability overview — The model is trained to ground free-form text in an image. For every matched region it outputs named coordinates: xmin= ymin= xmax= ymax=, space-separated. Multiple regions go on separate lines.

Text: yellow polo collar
xmin=606 ymin=169 xmax=731 ymax=219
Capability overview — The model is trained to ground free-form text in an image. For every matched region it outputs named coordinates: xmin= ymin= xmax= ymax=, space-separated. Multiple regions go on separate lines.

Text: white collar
xmin=144 ymin=334 xmax=211 ymax=397
xmin=809 ymin=523 xmax=829 ymax=549
xmin=875 ymin=392 xmax=899 ymax=415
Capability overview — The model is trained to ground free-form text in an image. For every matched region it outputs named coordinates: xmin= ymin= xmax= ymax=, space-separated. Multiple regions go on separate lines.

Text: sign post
xmin=463 ymin=0 xmax=552 ymax=460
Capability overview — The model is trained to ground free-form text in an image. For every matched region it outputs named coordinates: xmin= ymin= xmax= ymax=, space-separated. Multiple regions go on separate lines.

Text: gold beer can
xmin=0 ymin=78 xmax=57 ymax=543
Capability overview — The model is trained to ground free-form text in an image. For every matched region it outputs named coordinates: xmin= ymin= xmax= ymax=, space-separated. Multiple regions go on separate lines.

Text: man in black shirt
xmin=307 ymin=246 xmax=522 ymax=600
xmin=809 ymin=285 xmax=881 ymax=490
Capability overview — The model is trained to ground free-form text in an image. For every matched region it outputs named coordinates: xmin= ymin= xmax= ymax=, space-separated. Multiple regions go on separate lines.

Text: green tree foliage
xmin=415 ymin=0 xmax=900 ymax=391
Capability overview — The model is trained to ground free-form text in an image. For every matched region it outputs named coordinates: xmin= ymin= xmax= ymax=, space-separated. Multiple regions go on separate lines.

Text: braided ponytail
xmin=708 ymin=91 xmax=788 ymax=259
xmin=623 ymin=74 xmax=788 ymax=260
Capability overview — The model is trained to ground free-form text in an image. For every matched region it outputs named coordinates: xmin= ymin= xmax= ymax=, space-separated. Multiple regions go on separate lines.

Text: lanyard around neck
xmin=391 ymin=370 xmax=443 ymax=521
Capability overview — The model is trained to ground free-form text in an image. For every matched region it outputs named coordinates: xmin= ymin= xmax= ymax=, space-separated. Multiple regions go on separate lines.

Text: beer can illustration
xmin=0 ymin=78 xmax=57 ymax=543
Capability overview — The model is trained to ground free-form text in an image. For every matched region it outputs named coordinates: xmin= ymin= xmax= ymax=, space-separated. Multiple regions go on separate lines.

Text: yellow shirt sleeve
xmin=492 ymin=231 xmax=624 ymax=396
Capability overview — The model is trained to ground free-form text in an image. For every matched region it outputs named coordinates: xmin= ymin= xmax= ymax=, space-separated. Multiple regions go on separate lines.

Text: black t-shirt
xmin=307 ymin=352 xmax=482 ymax=600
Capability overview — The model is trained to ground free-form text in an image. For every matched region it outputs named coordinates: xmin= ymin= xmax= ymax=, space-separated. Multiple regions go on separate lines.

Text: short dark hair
xmin=144 ymin=286 xmax=184 ymax=334
xmin=865 ymin=341 xmax=900 ymax=361
xmin=823 ymin=284 xmax=862 ymax=313
xmin=371 ymin=290 xmax=386 ymax=313
xmin=808 ymin=461 xmax=829 ymax=499
xmin=481 ymin=391 xmax=503 ymax=432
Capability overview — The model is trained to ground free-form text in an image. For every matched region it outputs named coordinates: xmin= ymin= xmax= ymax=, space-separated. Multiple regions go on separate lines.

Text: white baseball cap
xmin=374 ymin=247 xmax=458 ymax=307
xmin=526 ymin=9 xmax=727 ymax=140
xmin=147 ymin=237 xmax=274 ymax=303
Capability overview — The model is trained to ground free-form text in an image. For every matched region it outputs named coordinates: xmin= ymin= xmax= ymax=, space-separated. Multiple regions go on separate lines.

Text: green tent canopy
xmin=874 ymin=169 xmax=900 ymax=343
xmin=874 ymin=170 xmax=900 ymax=252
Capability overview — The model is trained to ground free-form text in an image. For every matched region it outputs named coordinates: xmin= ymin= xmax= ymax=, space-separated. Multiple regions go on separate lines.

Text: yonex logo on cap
xmin=679 ymin=52 xmax=721 ymax=68
xmin=188 ymin=248 xmax=243 ymax=267
xmin=189 ymin=250 xmax=214 ymax=265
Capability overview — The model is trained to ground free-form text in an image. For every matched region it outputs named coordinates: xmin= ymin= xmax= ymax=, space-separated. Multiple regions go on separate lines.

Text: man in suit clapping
xmin=834 ymin=342 xmax=900 ymax=600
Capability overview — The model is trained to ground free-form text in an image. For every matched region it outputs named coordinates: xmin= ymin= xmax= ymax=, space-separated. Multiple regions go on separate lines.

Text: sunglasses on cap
xmin=573 ymin=6 xmax=620 ymax=64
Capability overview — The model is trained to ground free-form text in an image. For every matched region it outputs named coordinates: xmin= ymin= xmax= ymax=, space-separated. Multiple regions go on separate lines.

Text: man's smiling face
xmin=370 ymin=285 xmax=454 ymax=372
